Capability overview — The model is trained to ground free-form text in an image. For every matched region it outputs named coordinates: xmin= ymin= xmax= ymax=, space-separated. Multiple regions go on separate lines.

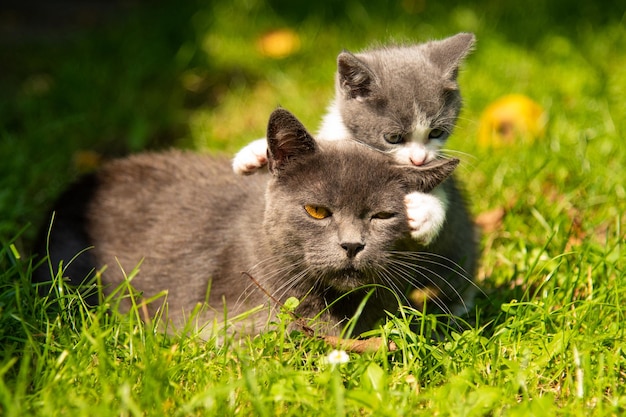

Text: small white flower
xmin=326 ymin=349 xmax=349 ymax=365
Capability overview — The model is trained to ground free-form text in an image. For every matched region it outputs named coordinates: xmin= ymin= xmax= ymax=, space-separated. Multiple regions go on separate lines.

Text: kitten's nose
xmin=341 ymin=242 xmax=365 ymax=258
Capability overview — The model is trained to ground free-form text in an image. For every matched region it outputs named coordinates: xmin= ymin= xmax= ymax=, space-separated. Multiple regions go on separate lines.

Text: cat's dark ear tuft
xmin=337 ymin=51 xmax=377 ymax=100
xmin=402 ymin=158 xmax=460 ymax=193
xmin=427 ymin=32 xmax=475 ymax=81
xmin=266 ymin=108 xmax=317 ymax=174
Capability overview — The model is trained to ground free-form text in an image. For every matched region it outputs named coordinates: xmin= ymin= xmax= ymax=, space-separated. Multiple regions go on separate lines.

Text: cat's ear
xmin=401 ymin=158 xmax=460 ymax=193
xmin=337 ymin=51 xmax=378 ymax=100
xmin=266 ymin=108 xmax=317 ymax=174
xmin=427 ymin=32 xmax=475 ymax=86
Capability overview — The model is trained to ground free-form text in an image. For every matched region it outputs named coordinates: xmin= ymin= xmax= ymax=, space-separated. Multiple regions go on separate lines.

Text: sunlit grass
xmin=1 ymin=0 xmax=625 ymax=415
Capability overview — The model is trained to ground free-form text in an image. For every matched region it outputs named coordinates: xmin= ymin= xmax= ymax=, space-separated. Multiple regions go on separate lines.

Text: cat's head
xmin=335 ymin=32 xmax=475 ymax=166
xmin=262 ymin=108 xmax=458 ymax=293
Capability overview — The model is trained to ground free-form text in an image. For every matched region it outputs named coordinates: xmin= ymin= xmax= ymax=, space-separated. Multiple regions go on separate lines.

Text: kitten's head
xmin=263 ymin=108 xmax=458 ymax=293
xmin=336 ymin=33 xmax=475 ymax=166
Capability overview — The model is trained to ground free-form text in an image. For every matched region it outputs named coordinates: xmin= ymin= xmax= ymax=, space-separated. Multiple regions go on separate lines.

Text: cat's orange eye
xmin=372 ymin=212 xmax=395 ymax=220
xmin=304 ymin=205 xmax=332 ymax=220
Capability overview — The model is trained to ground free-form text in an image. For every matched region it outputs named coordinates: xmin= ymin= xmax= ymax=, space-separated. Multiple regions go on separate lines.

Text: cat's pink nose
xmin=410 ymin=155 xmax=427 ymax=166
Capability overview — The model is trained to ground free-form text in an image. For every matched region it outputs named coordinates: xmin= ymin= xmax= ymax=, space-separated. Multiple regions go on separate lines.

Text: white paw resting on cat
xmin=232 ymin=138 xmax=268 ymax=175
xmin=404 ymin=187 xmax=449 ymax=245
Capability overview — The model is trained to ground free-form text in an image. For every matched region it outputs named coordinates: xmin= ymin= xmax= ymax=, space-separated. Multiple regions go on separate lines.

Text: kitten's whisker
xmin=454 ymin=115 xmax=479 ymax=126
xmin=352 ymin=139 xmax=395 ymax=156
xmin=439 ymin=149 xmax=477 ymax=161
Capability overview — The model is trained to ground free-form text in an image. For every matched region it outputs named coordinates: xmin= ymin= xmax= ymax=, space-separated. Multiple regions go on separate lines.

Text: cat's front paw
xmin=232 ymin=138 xmax=268 ymax=175
xmin=404 ymin=191 xmax=447 ymax=245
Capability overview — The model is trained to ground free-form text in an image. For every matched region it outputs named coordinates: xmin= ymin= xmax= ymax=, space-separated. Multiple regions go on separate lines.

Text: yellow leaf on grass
xmin=257 ymin=29 xmax=300 ymax=59
xmin=478 ymin=94 xmax=547 ymax=147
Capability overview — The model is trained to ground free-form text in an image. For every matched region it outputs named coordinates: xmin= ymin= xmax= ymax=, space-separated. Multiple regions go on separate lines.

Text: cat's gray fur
xmin=34 ymin=109 xmax=477 ymax=337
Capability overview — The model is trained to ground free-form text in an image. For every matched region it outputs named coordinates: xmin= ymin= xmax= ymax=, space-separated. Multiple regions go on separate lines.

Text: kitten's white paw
xmin=232 ymin=138 xmax=268 ymax=175
xmin=404 ymin=191 xmax=447 ymax=245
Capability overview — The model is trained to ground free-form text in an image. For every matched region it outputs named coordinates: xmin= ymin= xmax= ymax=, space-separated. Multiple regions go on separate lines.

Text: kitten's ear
xmin=266 ymin=108 xmax=317 ymax=174
xmin=427 ymin=32 xmax=475 ymax=85
xmin=402 ymin=158 xmax=460 ymax=193
xmin=337 ymin=51 xmax=378 ymax=100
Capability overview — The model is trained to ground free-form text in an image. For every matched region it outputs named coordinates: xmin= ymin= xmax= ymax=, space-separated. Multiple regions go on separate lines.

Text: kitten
xmin=35 ymin=108 xmax=477 ymax=337
xmin=232 ymin=33 xmax=475 ymax=246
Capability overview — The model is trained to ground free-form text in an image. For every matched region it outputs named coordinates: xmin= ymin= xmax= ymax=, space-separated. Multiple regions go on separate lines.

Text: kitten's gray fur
xmin=34 ymin=109 xmax=477 ymax=337
xmin=320 ymin=32 xmax=475 ymax=162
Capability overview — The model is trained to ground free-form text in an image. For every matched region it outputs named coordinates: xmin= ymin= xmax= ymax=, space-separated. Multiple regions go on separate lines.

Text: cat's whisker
xmin=454 ymin=115 xmax=479 ymax=126
xmin=389 ymin=258 xmax=470 ymax=296
xmin=352 ymin=139 xmax=396 ymax=156
xmin=384 ymin=260 xmax=454 ymax=309
xmin=232 ymin=255 xmax=307 ymax=311
xmin=233 ymin=261 xmax=318 ymax=324
xmin=389 ymin=251 xmax=478 ymax=288
xmin=439 ymin=149 xmax=477 ymax=161
xmin=386 ymin=269 xmax=466 ymax=324
xmin=375 ymin=266 xmax=413 ymax=306
xmin=270 ymin=267 xmax=313 ymax=303
xmin=245 ymin=253 xmax=297 ymax=273
xmin=438 ymin=151 xmax=477 ymax=174
xmin=384 ymin=261 xmax=459 ymax=317
xmin=385 ymin=253 xmax=474 ymax=313
xmin=238 ymin=256 xmax=291 ymax=292
xmin=391 ymin=268 xmax=474 ymax=316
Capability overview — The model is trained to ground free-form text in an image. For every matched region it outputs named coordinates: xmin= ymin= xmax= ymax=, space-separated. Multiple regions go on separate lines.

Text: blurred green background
xmin=0 ymin=0 xmax=624 ymax=247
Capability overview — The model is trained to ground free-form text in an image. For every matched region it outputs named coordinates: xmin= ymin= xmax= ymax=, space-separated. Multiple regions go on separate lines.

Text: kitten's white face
xmin=318 ymin=102 xmax=448 ymax=166
xmin=317 ymin=101 xmax=448 ymax=166
xmin=388 ymin=124 xmax=447 ymax=166
xmin=328 ymin=33 xmax=475 ymax=167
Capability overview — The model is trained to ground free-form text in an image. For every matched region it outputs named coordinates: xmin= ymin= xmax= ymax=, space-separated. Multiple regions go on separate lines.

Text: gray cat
xmin=233 ymin=33 xmax=475 ymax=246
xmin=35 ymin=109 xmax=477 ymax=337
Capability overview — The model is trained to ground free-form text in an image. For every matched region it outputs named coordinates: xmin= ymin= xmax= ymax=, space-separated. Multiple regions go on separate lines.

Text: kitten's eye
xmin=428 ymin=128 xmax=446 ymax=140
xmin=372 ymin=212 xmax=395 ymax=220
xmin=304 ymin=205 xmax=332 ymax=220
xmin=384 ymin=133 xmax=405 ymax=144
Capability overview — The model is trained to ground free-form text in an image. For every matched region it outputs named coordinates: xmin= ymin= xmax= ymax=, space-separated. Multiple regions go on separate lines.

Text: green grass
xmin=1 ymin=0 xmax=625 ymax=415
